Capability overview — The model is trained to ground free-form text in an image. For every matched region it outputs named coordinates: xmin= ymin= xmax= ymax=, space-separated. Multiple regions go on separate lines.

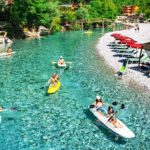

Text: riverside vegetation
xmin=0 ymin=0 xmax=150 ymax=37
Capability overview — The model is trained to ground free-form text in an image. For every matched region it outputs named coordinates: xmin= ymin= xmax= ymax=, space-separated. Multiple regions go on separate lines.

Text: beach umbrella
xmin=111 ymin=33 xmax=121 ymax=37
xmin=120 ymin=39 xmax=135 ymax=44
xmin=143 ymin=42 xmax=150 ymax=51
xmin=130 ymin=43 xmax=142 ymax=49
xmin=126 ymin=40 xmax=136 ymax=46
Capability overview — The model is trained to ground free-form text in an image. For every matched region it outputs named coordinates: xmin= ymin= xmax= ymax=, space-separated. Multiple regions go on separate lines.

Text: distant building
xmin=122 ymin=6 xmax=139 ymax=16
xmin=5 ymin=0 xmax=13 ymax=5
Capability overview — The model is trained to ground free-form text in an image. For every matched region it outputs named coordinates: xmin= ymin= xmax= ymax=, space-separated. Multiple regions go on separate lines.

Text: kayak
xmin=89 ymin=103 xmax=135 ymax=139
xmin=47 ymin=81 xmax=61 ymax=94
xmin=84 ymin=30 xmax=93 ymax=34
xmin=57 ymin=63 xmax=67 ymax=67
xmin=0 ymin=51 xmax=15 ymax=57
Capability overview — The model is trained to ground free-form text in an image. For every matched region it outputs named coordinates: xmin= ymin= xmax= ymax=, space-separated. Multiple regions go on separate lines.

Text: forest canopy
xmin=2 ymin=0 xmax=150 ymax=35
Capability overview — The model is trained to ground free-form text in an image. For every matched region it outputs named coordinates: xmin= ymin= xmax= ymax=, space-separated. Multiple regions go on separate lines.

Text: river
xmin=0 ymin=30 xmax=150 ymax=150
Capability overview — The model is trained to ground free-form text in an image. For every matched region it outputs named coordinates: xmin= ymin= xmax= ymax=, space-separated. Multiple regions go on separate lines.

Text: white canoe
xmin=89 ymin=104 xmax=135 ymax=139
xmin=57 ymin=63 xmax=67 ymax=67
xmin=0 ymin=51 xmax=15 ymax=57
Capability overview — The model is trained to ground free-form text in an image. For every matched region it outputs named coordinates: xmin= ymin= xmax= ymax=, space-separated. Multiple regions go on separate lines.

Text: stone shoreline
xmin=96 ymin=23 xmax=150 ymax=92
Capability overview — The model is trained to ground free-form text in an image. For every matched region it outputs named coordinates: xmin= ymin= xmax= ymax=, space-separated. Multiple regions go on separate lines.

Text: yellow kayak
xmin=84 ymin=30 xmax=93 ymax=34
xmin=47 ymin=81 xmax=61 ymax=94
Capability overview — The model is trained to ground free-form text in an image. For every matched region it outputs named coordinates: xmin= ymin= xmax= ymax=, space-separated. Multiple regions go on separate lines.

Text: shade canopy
xmin=111 ymin=33 xmax=121 ymax=37
xmin=120 ymin=38 xmax=135 ymax=44
xmin=143 ymin=42 xmax=150 ymax=51
xmin=130 ymin=43 xmax=143 ymax=49
xmin=142 ymin=42 xmax=150 ymax=57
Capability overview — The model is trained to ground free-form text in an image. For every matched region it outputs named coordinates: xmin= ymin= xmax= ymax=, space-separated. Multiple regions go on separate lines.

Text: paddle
xmin=40 ymin=66 xmax=70 ymax=89
xmin=90 ymin=101 xmax=118 ymax=109
xmin=107 ymin=104 xmax=125 ymax=122
xmin=51 ymin=61 xmax=72 ymax=64
xmin=0 ymin=106 xmax=18 ymax=112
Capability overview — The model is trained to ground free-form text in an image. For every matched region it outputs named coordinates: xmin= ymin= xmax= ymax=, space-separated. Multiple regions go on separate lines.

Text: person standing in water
xmin=7 ymin=47 xmax=12 ymax=54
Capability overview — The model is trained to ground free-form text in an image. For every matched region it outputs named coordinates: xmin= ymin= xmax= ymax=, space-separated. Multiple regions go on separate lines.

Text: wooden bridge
xmin=64 ymin=18 xmax=115 ymax=31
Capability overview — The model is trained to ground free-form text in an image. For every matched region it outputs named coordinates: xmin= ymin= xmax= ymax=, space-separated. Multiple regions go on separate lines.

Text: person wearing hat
xmin=58 ymin=56 xmax=66 ymax=66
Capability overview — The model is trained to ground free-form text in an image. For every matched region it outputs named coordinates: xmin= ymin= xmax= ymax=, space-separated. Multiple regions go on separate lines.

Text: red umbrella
xmin=126 ymin=41 xmax=137 ymax=47
xmin=115 ymin=35 xmax=126 ymax=40
xmin=130 ymin=43 xmax=143 ymax=49
xmin=111 ymin=33 xmax=121 ymax=37
xmin=120 ymin=39 xmax=135 ymax=44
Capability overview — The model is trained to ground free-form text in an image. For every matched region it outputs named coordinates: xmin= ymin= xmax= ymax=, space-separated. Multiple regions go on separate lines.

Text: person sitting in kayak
xmin=95 ymin=96 xmax=106 ymax=114
xmin=107 ymin=106 xmax=122 ymax=128
xmin=48 ymin=73 xmax=59 ymax=86
xmin=58 ymin=56 xmax=65 ymax=66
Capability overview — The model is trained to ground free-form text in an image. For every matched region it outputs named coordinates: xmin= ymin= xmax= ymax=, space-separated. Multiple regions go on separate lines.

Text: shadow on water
xmin=83 ymin=109 xmax=127 ymax=145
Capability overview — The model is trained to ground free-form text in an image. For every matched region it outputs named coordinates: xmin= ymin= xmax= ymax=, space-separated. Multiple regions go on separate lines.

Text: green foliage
xmin=10 ymin=0 xmax=60 ymax=28
xmin=3 ymin=0 xmax=150 ymax=36
xmin=76 ymin=7 xmax=89 ymax=20
xmin=71 ymin=23 xmax=81 ymax=30
xmin=50 ymin=16 xmax=62 ymax=32
xmin=89 ymin=0 xmax=117 ymax=19
xmin=62 ymin=10 xmax=76 ymax=22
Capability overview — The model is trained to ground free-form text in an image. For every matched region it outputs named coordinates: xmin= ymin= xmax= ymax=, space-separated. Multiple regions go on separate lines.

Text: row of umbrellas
xmin=111 ymin=33 xmax=142 ymax=49
xmin=111 ymin=33 xmax=150 ymax=51
xmin=111 ymin=33 xmax=150 ymax=67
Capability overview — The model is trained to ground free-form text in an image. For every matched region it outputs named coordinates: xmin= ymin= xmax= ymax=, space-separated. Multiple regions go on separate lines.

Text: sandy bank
xmin=96 ymin=23 xmax=150 ymax=92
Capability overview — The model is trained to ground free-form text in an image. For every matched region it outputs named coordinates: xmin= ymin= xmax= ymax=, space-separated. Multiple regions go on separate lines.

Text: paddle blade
xmin=52 ymin=61 xmax=57 ymax=64
xmin=121 ymin=104 xmax=125 ymax=109
xmin=112 ymin=101 xmax=118 ymax=106
xmin=64 ymin=66 xmax=70 ymax=70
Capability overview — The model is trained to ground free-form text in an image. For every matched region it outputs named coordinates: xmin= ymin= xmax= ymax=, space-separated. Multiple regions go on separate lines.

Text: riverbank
xmin=96 ymin=23 xmax=150 ymax=92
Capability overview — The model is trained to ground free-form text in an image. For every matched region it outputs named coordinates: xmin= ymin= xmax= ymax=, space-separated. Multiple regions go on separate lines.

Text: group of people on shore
xmin=94 ymin=96 xmax=121 ymax=128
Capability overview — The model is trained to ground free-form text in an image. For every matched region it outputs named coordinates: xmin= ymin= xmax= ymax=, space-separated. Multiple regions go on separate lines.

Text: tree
xmin=9 ymin=0 xmax=60 ymax=28
xmin=76 ymin=7 xmax=89 ymax=20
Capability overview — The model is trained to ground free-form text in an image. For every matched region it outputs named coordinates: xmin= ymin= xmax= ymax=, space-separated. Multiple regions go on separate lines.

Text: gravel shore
xmin=96 ymin=23 xmax=150 ymax=92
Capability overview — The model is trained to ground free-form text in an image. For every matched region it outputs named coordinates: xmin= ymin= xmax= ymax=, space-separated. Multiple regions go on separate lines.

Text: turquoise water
xmin=0 ymin=30 xmax=150 ymax=150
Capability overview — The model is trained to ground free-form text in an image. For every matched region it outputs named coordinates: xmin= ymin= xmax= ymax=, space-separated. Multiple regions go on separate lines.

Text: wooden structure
xmin=65 ymin=18 xmax=114 ymax=31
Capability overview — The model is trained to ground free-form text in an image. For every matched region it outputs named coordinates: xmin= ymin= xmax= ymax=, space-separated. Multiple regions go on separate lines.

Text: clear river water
xmin=0 ymin=30 xmax=150 ymax=150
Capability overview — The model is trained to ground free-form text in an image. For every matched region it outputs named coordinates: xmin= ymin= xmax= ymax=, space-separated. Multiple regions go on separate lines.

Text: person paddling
xmin=107 ymin=106 xmax=122 ymax=128
xmin=48 ymin=73 xmax=59 ymax=86
xmin=58 ymin=56 xmax=65 ymax=66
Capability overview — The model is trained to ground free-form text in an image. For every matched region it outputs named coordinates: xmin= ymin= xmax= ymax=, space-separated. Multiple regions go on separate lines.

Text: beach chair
xmin=115 ymin=48 xmax=133 ymax=53
xmin=109 ymin=44 xmax=127 ymax=49
xmin=128 ymin=53 xmax=150 ymax=64
xmin=119 ymin=50 xmax=138 ymax=58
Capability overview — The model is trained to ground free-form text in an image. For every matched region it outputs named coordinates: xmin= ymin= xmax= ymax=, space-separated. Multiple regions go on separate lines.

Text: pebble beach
xmin=96 ymin=23 xmax=150 ymax=92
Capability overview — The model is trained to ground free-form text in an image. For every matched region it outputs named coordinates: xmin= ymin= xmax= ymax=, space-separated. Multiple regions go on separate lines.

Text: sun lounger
xmin=128 ymin=53 xmax=149 ymax=63
xmin=115 ymin=48 xmax=132 ymax=53
xmin=119 ymin=50 xmax=138 ymax=58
